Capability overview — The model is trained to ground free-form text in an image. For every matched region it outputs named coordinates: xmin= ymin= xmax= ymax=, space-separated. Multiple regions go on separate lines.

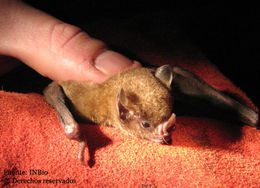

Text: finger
xmin=0 ymin=0 xmax=141 ymax=83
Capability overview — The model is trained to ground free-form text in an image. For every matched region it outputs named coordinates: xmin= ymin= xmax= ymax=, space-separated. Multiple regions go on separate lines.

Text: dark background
xmin=2 ymin=1 xmax=259 ymax=107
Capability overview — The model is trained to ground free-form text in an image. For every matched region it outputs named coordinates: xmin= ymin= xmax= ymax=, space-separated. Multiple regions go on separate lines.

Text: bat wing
xmin=44 ymin=82 xmax=86 ymax=162
xmin=155 ymin=65 xmax=259 ymax=127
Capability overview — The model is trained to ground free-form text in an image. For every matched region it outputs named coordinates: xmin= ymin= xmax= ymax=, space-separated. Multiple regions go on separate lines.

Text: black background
xmin=3 ymin=1 xmax=260 ymax=107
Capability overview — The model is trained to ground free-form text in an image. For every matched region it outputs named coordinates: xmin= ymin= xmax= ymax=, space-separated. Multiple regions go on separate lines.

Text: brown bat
xmin=44 ymin=65 xmax=259 ymax=162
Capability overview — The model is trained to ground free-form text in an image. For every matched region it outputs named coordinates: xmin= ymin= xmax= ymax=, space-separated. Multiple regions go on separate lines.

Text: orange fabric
xmin=0 ymin=59 xmax=259 ymax=187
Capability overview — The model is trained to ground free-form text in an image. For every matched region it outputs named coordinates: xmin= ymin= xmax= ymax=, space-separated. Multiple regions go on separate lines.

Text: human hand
xmin=0 ymin=0 xmax=140 ymax=83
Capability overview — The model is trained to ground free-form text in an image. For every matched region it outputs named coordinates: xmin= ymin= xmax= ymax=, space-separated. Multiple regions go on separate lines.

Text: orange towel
xmin=1 ymin=58 xmax=259 ymax=187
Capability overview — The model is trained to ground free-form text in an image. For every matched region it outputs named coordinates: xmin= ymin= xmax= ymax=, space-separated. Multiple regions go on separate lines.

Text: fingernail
xmin=95 ymin=50 xmax=139 ymax=76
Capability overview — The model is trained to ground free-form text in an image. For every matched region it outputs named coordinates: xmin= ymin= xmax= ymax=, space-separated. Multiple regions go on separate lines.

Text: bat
xmin=44 ymin=65 xmax=259 ymax=162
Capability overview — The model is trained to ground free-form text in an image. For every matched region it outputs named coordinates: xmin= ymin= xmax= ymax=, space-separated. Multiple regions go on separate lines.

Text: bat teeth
xmin=156 ymin=113 xmax=176 ymax=135
xmin=157 ymin=124 xmax=163 ymax=135
xmin=164 ymin=113 xmax=176 ymax=133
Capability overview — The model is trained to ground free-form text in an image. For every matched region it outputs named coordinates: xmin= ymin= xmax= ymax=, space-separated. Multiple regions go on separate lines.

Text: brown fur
xmin=59 ymin=67 xmax=173 ymax=139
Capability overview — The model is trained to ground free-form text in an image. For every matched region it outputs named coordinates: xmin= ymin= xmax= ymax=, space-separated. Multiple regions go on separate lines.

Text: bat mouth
xmin=151 ymin=113 xmax=176 ymax=144
xmin=150 ymin=135 xmax=172 ymax=144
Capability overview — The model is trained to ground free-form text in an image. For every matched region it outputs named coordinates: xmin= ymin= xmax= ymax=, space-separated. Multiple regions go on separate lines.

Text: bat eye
xmin=141 ymin=121 xmax=150 ymax=128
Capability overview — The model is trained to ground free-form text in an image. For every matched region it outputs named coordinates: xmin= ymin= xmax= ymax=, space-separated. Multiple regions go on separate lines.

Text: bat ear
xmin=118 ymin=88 xmax=128 ymax=106
xmin=155 ymin=64 xmax=173 ymax=88
xmin=117 ymin=88 xmax=132 ymax=121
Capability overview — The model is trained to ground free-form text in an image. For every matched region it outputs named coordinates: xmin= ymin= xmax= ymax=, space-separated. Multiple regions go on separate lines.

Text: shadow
xmin=0 ymin=63 xmax=51 ymax=94
xmin=170 ymin=116 xmax=244 ymax=150
xmin=79 ymin=124 xmax=112 ymax=168
xmin=170 ymin=88 xmax=249 ymax=149
xmin=172 ymin=96 xmax=244 ymax=146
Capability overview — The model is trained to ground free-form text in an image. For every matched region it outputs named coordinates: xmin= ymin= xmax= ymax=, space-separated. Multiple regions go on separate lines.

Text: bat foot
xmin=63 ymin=122 xmax=86 ymax=163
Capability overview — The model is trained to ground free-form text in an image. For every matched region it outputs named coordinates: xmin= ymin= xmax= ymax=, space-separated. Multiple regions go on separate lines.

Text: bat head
xmin=115 ymin=65 xmax=176 ymax=144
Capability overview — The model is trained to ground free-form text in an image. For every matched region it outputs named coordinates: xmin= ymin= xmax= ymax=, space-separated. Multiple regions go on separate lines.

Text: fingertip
xmin=132 ymin=60 xmax=142 ymax=68
xmin=94 ymin=50 xmax=141 ymax=77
